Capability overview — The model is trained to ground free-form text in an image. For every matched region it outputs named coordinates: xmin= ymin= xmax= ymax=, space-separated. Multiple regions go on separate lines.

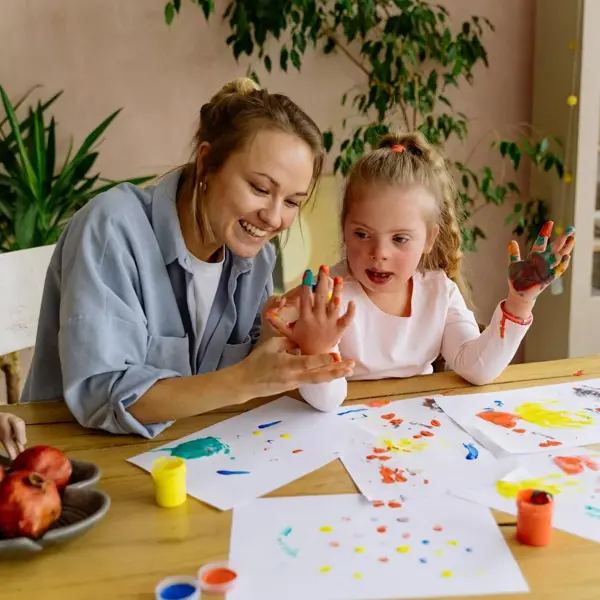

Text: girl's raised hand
xmin=266 ymin=266 xmax=356 ymax=356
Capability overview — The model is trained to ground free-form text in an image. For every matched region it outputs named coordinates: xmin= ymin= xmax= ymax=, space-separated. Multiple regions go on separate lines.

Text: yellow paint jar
xmin=151 ymin=456 xmax=187 ymax=508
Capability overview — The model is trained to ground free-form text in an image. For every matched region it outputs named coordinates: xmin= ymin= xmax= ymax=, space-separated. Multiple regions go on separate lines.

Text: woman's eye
xmin=284 ymin=199 xmax=301 ymax=208
xmin=354 ymin=231 xmax=368 ymax=239
xmin=394 ymin=236 xmax=409 ymax=244
xmin=251 ymin=184 xmax=269 ymax=195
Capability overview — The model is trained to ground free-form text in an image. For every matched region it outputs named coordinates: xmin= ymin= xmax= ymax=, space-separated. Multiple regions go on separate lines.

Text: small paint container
xmin=151 ymin=456 xmax=187 ymax=508
xmin=155 ymin=575 xmax=201 ymax=600
xmin=197 ymin=561 xmax=238 ymax=595
xmin=516 ymin=488 xmax=554 ymax=547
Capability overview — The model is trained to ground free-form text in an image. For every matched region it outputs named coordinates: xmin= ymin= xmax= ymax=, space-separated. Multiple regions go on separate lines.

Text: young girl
xmin=0 ymin=412 xmax=26 ymax=459
xmin=268 ymin=132 xmax=575 ymax=410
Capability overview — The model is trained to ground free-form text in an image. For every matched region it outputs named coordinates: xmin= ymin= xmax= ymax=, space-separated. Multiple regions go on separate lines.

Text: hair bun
xmin=377 ymin=134 xmax=406 ymax=150
xmin=219 ymin=77 xmax=261 ymax=97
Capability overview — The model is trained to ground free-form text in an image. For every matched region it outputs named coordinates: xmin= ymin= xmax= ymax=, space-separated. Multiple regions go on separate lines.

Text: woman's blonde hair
xmin=177 ymin=77 xmax=324 ymax=245
xmin=342 ymin=131 xmax=471 ymax=305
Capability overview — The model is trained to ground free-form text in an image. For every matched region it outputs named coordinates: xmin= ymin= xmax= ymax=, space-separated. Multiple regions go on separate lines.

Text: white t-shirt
xmin=299 ymin=263 xmax=532 ymax=412
xmin=187 ymin=253 xmax=224 ymax=343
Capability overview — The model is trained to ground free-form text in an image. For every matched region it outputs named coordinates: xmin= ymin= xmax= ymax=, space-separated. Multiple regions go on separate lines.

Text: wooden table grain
xmin=2 ymin=355 xmax=600 ymax=600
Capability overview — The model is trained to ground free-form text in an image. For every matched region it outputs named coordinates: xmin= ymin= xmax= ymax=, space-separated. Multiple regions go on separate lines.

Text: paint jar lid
xmin=197 ymin=560 xmax=238 ymax=595
xmin=155 ymin=575 xmax=201 ymax=600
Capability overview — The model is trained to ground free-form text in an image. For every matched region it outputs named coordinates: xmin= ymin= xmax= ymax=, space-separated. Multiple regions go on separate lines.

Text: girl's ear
xmin=424 ymin=225 xmax=439 ymax=254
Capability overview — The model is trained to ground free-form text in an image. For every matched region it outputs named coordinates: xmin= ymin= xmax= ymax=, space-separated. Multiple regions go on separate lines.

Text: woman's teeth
xmin=240 ymin=219 xmax=268 ymax=238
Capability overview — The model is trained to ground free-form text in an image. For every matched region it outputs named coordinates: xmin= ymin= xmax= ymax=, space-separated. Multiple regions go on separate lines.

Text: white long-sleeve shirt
xmin=299 ymin=265 xmax=531 ymax=412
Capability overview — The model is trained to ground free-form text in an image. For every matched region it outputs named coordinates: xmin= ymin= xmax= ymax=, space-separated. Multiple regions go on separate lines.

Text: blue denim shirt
xmin=21 ymin=171 xmax=275 ymax=438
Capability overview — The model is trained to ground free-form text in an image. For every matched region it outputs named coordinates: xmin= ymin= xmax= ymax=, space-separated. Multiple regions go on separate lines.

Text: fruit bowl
xmin=0 ymin=486 xmax=111 ymax=558
xmin=0 ymin=455 xmax=101 ymax=491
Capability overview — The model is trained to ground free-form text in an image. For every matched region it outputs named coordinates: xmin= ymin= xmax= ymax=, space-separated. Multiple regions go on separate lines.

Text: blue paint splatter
xmin=337 ymin=408 xmax=368 ymax=416
xmin=494 ymin=400 xmax=504 ymax=407
xmin=258 ymin=420 xmax=282 ymax=429
xmin=422 ymin=540 xmax=430 ymax=545
xmin=281 ymin=527 xmax=293 ymax=537
xmin=465 ymin=547 xmax=473 ymax=553
xmin=216 ymin=470 xmax=250 ymax=475
xmin=482 ymin=407 xmax=494 ymax=412
xmin=463 ymin=443 xmax=479 ymax=460
xmin=419 ymin=558 xmax=428 ymax=564
xmin=267 ymin=440 xmax=274 ymax=444
xmin=585 ymin=505 xmax=600 ymax=519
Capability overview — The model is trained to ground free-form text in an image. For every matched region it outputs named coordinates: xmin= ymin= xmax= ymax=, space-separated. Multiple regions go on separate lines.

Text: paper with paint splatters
xmin=452 ymin=447 xmax=600 ymax=544
xmin=127 ymin=396 xmax=355 ymax=510
xmin=227 ymin=493 xmax=528 ymax=599
xmin=436 ymin=378 xmax=600 ymax=455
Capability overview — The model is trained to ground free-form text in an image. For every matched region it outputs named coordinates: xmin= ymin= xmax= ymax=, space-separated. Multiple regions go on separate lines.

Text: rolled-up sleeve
xmin=57 ymin=206 xmax=184 ymax=438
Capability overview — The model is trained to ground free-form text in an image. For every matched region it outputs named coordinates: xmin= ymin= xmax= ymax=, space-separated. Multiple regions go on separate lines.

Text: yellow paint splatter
xmin=434 ymin=549 xmax=444 ymax=557
xmin=355 ymin=547 xmax=365 ymax=553
xmin=280 ymin=433 xmax=291 ymax=439
xmin=383 ymin=438 xmax=429 ymax=453
xmin=447 ymin=540 xmax=458 ymax=546
xmin=441 ymin=570 xmax=453 ymax=578
xmin=496 ymin=476 xmax=581 ymax=499
xmin=319 ymin=526 xmax=333 ymax=533
xmin=476 ymin=568 xmax=486 ymax=576
xmin=320 ymin=566 xmax=331 ymax=573
xmin=514 ymin=401 xmax=593 ymax=429
xmin=396 ymin=546 xmax=410 ymax=553
xmin=252 ymin=431 xmax=262 ymax=436
xmin=353 ymin=572 xmax=362 ymax=579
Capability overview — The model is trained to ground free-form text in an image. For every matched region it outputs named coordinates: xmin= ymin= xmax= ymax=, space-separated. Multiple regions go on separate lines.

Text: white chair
xmin=0 ymin=245 xmax=55 ymax=403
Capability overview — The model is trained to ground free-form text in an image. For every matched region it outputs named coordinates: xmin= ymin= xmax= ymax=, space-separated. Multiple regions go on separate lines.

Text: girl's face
xmin=202 ymin=129 xmax=315 ymax=258
xmin=343 ymin=182 xmax=439 ymax=295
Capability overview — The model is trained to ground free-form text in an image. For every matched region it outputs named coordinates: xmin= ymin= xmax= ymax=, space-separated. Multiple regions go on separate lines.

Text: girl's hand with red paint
xmin=505 ymin=221 xmax=575 ymax=320
xmin=266 ymin=266 xmax=356 ymax=358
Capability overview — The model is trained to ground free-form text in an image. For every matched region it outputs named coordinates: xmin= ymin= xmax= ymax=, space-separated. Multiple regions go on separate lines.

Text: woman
xmin=21 ymin=78 xmax=354 ymax=438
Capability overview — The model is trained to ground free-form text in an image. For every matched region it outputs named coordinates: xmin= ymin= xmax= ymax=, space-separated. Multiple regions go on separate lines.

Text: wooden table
xmin=2 ymin=356 xmax=600 ymax=600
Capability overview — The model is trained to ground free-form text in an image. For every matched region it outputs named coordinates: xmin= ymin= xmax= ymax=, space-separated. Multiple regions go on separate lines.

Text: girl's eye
xmin=251 ymin=183 xmax=269 ymax=195
xmin=354 ymin=231 xmax=368 ymax=239
xmin=394 ymin=236 xmax=409 ymax=244
xmin=284 ymin=199 xmax=301 ymax=208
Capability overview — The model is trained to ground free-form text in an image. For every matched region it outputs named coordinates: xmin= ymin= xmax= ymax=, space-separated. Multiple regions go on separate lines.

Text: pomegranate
xmin=0 ymin=471 xmax=61 ymax=538
xmin=12 ymin=445 xmax=72 ymax=490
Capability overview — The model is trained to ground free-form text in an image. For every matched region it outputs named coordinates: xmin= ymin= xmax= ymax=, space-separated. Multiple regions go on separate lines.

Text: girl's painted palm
xmin=266 ymin=267 xmax=356 ymax=356
xmin=507 ymin=221 xmax=575 ymax=301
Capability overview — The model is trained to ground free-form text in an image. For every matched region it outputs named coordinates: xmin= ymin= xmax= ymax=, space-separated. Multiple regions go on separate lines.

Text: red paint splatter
xmin=388 ymin=501 xmax=402 ymax=508
xmin=367 ymin=399 xmax=391 ymax=408
xmin=380 ymin=465 xmax=407 ymax=484
xmin=381 ymin=413 xmax=395 ymax=420
xmin=413 ymin=434 xmax=422 ymax=439
xmin=539 ymin=440 xmax=563 ymax=448
xmin=476 ymin=410 xmax=519 ymax=428
xmin=424 ymin=479 xmax=430 ymax=485
xmin=378 ymin=456 xmax=392 ymax=461
xmin=574 ymin=370 xmax=584 ymax=376
xmin=430 ymin=419 xmax=441 ymax=427
xmin=420 ymin=431 xmax=434 ymax=437
xmin=292 ymin=449 xmax=303 ymax=454
xmin=367 ymin=455 xmax=378 ymax=460
xmin=373 ymin=447 xmax=388 ymax=454
xmin=390 ymin=419 xmax=404 ymax=426
xmin=378 ymin=556 xmax=389 ymax=563
xmin=433 ymin=525 xmax=443 ymax=532
xmin=377 ymin=526 xmax=387 ymax=533
xmin=372 ymin=500 xmax=385 ymax=507
xmin=329 ymin=541 xmax=340 ymax=548
xmin=402 ymin=532 xmax=411 ymax=539
xmin=499 ymin=315 xmax=507 ymax=339
xmin=513 ymin=428 xmax=526 ymax=434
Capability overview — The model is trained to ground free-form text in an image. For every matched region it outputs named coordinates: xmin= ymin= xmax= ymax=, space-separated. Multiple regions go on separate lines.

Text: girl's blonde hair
xmin=178 ymin=77 xmax=324 ymax=244
xmin=342 ymin=131 xmax=471 ymax=305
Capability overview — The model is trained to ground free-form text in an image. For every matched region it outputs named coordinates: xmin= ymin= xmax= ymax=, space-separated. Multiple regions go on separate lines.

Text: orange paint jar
xmin=516 ymin=489 xmax=554 ymax=547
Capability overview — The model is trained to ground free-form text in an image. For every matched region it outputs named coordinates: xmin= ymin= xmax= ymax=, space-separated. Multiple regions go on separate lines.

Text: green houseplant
xmin=0 ymin=85 xmax=154 ymax=403
xmin=164 ymin=0 xmax=565 ymax=251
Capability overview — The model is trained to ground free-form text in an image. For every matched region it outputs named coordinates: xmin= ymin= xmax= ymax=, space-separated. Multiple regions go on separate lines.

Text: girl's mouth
xmin=366 ymin=269 xmax=393 ymax=285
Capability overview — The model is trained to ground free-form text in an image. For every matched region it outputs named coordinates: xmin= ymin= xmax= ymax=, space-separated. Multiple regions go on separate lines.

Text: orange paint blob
xmin=390 ymin=419 xmax=404 ymax=426
xmin=378 ymin=556 xmax=389 ymax=563
xmin=420 ymin=431 xmax=434 ymax=437
xmin=573 ymin=370 xmax=584 ymax=376
xmin=373 ymin=447 xmax=388 ymax=454
xmin=430 ymin=420 xmax=441 ymax=427
xmin=388 ymin=500 xmax=402 ymax=508
xmin=292 ymin=449 xmax=303 ymax=454
xmin=202 ymin=568 xmax=237 ymax=585
xmin=378 ymin=456 xmax=392 ymax=461
xmin=329 ymin=541 xmax=340 ymax=548
xmin=424 ymin=479 xmax=430 ymax=484
xmin=433 ymin=525 xmax=443 ymax=532
xmin=367 ymin=399 xmax=391 ymax=408
xmin=381 ymin=413 xmax=395 ymax=420
xmin=380 ymin=465 xmax=407 ymax=484
xmin=513 ymin=428 xmax=526 ymax=434
xmin=539 ymin=440 xmax=563 ymax=448
xmin=413 ymin=434 xmax=422 ymax=439
xmin=476 ymin=410 xmax=519 ymax=428
xmin=377 ymin=526 xmax=387 ymax=533
xmin=373 ymin=500 xmax=385 ymax=507
xmin=366 ymin=455 xmax=377 ymax=460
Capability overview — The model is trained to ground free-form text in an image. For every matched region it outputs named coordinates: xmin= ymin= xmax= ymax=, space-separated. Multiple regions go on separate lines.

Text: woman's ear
xmin=424 ymin=225 xmax=439 ymax=254
xmin=195 ymin=142 xmax=212 ymax=175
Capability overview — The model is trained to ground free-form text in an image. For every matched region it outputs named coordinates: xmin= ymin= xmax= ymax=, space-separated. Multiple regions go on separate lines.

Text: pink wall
xmin=0 ymin=0 xmax=535 ymax=400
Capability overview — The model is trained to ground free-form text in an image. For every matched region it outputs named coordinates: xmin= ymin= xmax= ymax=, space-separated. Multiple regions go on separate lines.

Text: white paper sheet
xmin=127 ymin=397 xmax=354 ymax=510
xmin=227 ymin=493 xmax=528 ymax=599
xmin=436 ymin=379 xmax=600 ymax=455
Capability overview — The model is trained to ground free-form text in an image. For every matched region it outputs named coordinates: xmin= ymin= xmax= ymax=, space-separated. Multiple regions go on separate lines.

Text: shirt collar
xmin=151 ymin=169 xmax=253 ymax=274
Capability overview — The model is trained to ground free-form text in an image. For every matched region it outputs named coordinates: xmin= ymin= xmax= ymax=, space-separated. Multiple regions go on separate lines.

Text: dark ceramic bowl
xmin=0 ymin=486 xmax=111 ymax=558
xmin=0 ymin=455 xmax=101 ymax=491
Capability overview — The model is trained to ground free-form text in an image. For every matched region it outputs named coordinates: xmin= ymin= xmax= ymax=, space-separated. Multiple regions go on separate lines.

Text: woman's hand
xmin=266 ymin=266 xmax=355 ymax=355
xmin=236 ymin=335 xmax=355 ymax=399
xmin=0 ymin=413 xmax=26 ymax=459
xmin=505 ymin=221 xmax=575 ymax=319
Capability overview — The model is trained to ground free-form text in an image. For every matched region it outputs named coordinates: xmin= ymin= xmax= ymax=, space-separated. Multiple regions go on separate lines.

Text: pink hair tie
xmin=391 ymin=144 xmax=405 ymax=152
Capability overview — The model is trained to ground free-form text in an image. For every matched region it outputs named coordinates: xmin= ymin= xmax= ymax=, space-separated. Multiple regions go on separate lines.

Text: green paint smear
xmin=158 ymin=436 xmax=231 ymax=459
